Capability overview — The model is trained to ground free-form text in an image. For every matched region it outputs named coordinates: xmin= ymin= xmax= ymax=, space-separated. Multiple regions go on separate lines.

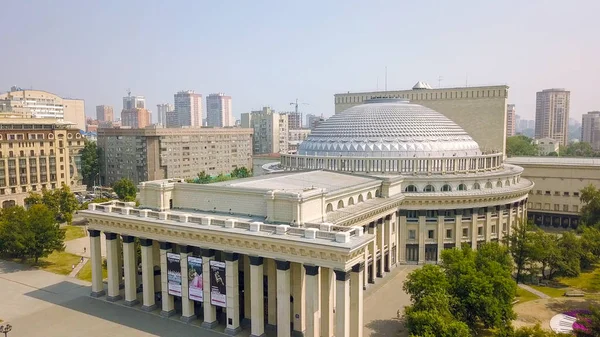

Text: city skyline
xmin=1 ymin=1 xmax=598 ymax=123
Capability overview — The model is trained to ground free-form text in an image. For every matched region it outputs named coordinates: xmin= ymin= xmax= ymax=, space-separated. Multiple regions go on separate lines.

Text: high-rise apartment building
xmin=173 ymin=90 xmax=202 ymax=127
xmin=334 ymin=83 xmax=509 ymax=154
xmin=286 ymin=111 xmax=302 ymax=130
xmin=305 ymin=114 xmax=325 ymax=130
xmin=96 ymin=105 xmax=114 ymax=122
xmin=121 ymin=108 xmax=151 ymax=129
xmin=156 ymin=103 xmax=174 ymax=126
xmin=123 ymin=94 xmax=145 ymax=110
xmin=241 ymin=107 xmax=288 ymax=155
xmin=0 ymin=117 xmax=85 ymax=207
xmin=206 ymin=93 xmax=233 ymax=127
xmin=97 ymin=126 xmax=253 ymax=185
xmin=581 ymin=111 xmax=600 ymax=150
xmin=0 ymin=87 xmax=86 ymax=131
xmin=535 ymin=88 xmax=570 ymax=146
xmin=506 ymin=104 xmax=516 ymax=137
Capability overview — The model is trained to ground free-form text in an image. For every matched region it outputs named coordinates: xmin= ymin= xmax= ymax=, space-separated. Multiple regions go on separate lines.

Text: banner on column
xmin=166 ymin=252 xmax=182 ymax=297
xmin=187 ymin=256 xmax=203 ymax=302
xmin=209 ymin=260 xmax=226 ymax=307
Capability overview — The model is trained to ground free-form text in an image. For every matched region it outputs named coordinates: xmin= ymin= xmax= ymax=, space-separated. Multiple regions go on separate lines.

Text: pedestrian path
xmin=518 ymin=283 xmax=550 ymax=299
xmin=69 ymin=258 xmax=88 ymax=278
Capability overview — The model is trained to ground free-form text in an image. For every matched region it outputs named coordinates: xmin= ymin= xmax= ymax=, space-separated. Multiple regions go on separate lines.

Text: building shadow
xmin=364 ymin=318 xmax=407 ymax=337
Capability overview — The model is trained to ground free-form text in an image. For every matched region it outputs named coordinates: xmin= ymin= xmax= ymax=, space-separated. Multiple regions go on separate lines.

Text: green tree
xmin=580 ymin=184 xmax=600 ymax=227
xmin=580 ymin=226 xmax=600 ymax=269
xmin=506 ymin=136 xmax=539 ymax=157
xmin=26 ymin=204 xmax=65 ymax=264
xmin=80 ymin=139 xmax=102 ymax=188
xmin=563 ymin=142 xmax=597 ymax=157
xmin=507 ymin=220 xmax=536 ymax=282
xmin=113 ymin=178 xmax=137 ymax=201
xmin=0 ymin=206 xmax=30 ymax=258
xmin=529 ymin=229 xmax=561 ymax=279
xmin=231 ymin=167 xmax=251 ymax=178
xmin=195 ymin=171 xmax=212 ymax=184
xmin=25 ymin=183 xmax=79 ymax=224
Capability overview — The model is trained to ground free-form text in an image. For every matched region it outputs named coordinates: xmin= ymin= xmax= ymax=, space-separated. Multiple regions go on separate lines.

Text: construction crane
xmin=290 ymin=99 xmax=309 ymax=128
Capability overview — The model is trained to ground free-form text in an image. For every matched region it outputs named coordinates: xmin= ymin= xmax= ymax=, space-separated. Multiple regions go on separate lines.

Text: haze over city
xmin=1 ymin=0 xmax=598 ymax=120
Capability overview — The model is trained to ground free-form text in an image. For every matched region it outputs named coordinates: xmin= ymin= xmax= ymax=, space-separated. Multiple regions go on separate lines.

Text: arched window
xmin=337 ymin=200 xmax=344 ymax=209
xmin=496 ymin=181 xmax=503 ymax=188
xmin=485 ymin=182 xmax=493 ymax=189
xmin=473 ymin=183 xmax=481 ymax=190
xmin=512 ymin=177 xmax=516 ymax=184
xmin=441 ymin=184 xmax=452 ymax=192
xmin=367 ymin=192 xmax=373 ymax=199
xmin=505 ymin=180 xmax=510 ymax=186
xmin=326 ymin=203 xmax=333 ymax=212
xmin=358 ymin=194 xmax=364 ymax=202
xmin=458 ymin=184 xmax=467 ymax=191
xmin=423 ymin=185 xmax=435 ymax=192
xmin=2 ymin=200 xmax=16 ymax=208
xmin=404 ymin=185 xmax=417 ymax=192
xmin=348 ymin=197 xmax=355 ymax=206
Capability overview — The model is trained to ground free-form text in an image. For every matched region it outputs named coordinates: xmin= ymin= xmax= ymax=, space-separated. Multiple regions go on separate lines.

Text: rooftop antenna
xmin=126 ymin=88 xmax=131 ymax=97
xmin=465 ymin=73 xmax=468 ymax=87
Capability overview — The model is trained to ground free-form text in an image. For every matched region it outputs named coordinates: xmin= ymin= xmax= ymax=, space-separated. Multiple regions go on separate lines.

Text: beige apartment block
xmin=581 ymin=111 xmax=600 ymax=150
xmin=334 ymin=83 xmax=509 ymax=154
xmin=241 ymin=107 xmax=289 ymax=155
xmin=535 ymin=88 xmax=570 ymax=146
xmin=0 ymin=117 xmax=85 ymax=207
xmin=506 ymin=157 xmax=600 ymax=228
xmin=97 ymin=126 xmax=253 ymax=186
xmin=506 ymin=104 xmax=516 ymax=137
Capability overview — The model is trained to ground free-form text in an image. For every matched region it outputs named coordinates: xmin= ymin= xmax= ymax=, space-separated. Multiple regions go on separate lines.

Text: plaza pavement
xmin=0 ymin=257 xmax=417 ymax=337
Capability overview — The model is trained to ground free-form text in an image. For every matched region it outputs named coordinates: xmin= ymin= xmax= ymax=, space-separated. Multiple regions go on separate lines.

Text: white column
xmin=377 ymin=221 xmax=384 ymax=277
xmin=249 ymin=256 xmax=265 ymax=337
xmin=180 ymin=246 xmax=195 ymax=322
xmin=267 ymin=259 xmax=277 ymax=329
xmin=437 ymin=213 xmax=445 ymax=261
xmin=398 ymin=214 xmax=407 ymax=263
xmin=243 ymin=255 xmax=251 ymax=323
xmin=276 ymin=260 xmax=291 ymax=337
xmin=117 ymin=235 xmax=123 ymax=286
xmin=202 ymin=250 xmax=218 ymax=329
xmin=304 ymin=265 xmax=320 ymax=337
xmin=368 ymin=222 xmax=376 ymax=284
xmin=225 ymin=252 xmax=241 ymax=335
xmin=418 ymin=214 xmax=426 ymax=264
xmin=105 ymin=232 xmax=121 ymax=302
xmin=485 ymin=210 xmax=492 ymax=242
xmin=160 ymin=242 xmax=175 ymax=317
xmin=455 ymin=213 xmax=463 ymax=249
xmin=351 ymin=263 xmax=365 ymax=337
xmin=141 ymin=239 xmax=157 ymax=311
xmin=89 ymin=230 xmax=105 ymax=297
xmin=471 ymin=209 xmax=479 ymax=250
xmin=291 ymin=262 xmax=306 ymax=336
xmin=320 ymin=267 xmax=334 ymax=337
xmin=363 ymin=245 xmax=369 ymax=289
xmin=122 ymin=235 xmax=138 ymax=306
xmin=385 ymin=215 xmax=393 ymax=271
xmin=335 ymin=269 xmax=350 ymax=337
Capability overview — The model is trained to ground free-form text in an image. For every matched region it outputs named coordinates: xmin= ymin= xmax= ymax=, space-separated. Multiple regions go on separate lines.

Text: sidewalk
xmin=69 ymin=257 xmax=88 ymax=278
xmin=518 ymin=283 xmax=550 ymax=299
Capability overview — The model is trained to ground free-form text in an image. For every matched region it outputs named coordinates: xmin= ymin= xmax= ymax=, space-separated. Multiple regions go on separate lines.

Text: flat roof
xmin=506 ymin=157 xmax=600 ymax=167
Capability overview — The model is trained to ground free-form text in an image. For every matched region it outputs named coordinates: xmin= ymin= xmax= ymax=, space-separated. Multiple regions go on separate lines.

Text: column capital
xmin=304 ymin=264 xmax=319 ymax=276
xmin=334 ymin=269 xmax=350 ymax=281
xmin=201 ymin=248 xmax=215 ymax=257
xmin=275 ymin=260 xmax=290 ymax=271
xmin=384 ymin=214 xmax=392 ymax=221
xmin=352 ymin=262 xmax=365 ymax=273
xmin=140 ymin=238 xmax=153 ymax=247
xmin=223 ymin=252 xmax=239 ymax=261
xmin=249 ymin=256 xmax=263 ymax=266
xmin=122 ymin=235 xmax=135 ymax=244
xmin=105 ymin=232 xmax=117 ymax=240
xmin=179 ymin=245 xmax=191 ymax=254
xmin=159 ymin=241 xmax=172 ymax=250
xmin=368 ymin=222 xmax=375 ymax=228
xmin=88 ymin=229 xmax=100 ymax=237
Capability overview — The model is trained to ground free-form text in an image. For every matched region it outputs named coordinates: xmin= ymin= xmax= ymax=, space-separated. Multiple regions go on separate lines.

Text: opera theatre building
xmin=82 ymin=99 xmax=532 ymax=337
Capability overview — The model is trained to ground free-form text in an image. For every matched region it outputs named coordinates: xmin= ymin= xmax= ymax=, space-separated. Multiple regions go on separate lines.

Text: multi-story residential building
xmin=241 ymin=107 xmax=288 ymax=155
xmin=0 ymin=87 xmax=86 ymax=131
xmin=506 ymin=104 xmax=516 ymax=137
xmin=535 ymin=88 xmax=570 ymax=146
xmin=121 ymin=108 xmax=151 ymax=129
xmin=581 ymin=111 xmax=600 ymax=150
xmin=96 ymin=105 xmax=114 ymax=122
xmin=206 ymin=93 xmax=233 ymax=127
xmin=286 ymin=111 xmax=302 ymax=130
xmin=173 ymin=90 xmax=202 ymax=127
xmin=156 ymin=103 xmax=174 ymax=126
xmin=288 ymin=129 xmax=311 ymax=153
xmin=334 ymin=82 xmax=509 ymax=154
xmin=97 ymin=126 xmax=253 ymax=185
xmin=0 ymin=117 xmax=85 ymax=207
xmin=123 ymin=94 xmax=145 ymax=110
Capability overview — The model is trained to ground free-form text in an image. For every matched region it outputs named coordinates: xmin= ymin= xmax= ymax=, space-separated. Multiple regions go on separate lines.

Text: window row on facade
xmin=335 ymin=89 xmax=509 ymax=104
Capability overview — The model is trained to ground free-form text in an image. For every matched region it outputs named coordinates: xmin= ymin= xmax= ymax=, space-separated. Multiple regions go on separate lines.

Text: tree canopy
xmin=187 ymin=167 xmax=252 ymax=184
xmin=580 ymin=184 xmax=600 ymax=227
xmin=80 ymin=140 xmax=102 ymax=188
xmin=24 ymin=183 xmax=79 ymax=224
xmin=506 ymin=136 xmax=539 ymax=157
xmin=113 ymin=178 xmax=137 ymax=201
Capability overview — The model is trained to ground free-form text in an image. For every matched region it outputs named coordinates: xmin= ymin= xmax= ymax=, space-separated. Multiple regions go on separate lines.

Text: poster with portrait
xmin=187 ymin=256 xmax=203 ymax=302
xmin=166 ymin=252 xmax=182 ymax=297
xmin=209 ymin=260 xmax=226 ymax=307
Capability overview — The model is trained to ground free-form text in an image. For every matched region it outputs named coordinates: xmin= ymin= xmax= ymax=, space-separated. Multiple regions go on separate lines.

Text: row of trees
xmin=187 ymin=167 xmax=252 ymax=184
xmin=506 ymin=135 xmax=600 ymax=158
xmin=24 ymin=184 xmax=79 ymax=224
xmin=80 ymin=140 xmax=102 ymax=188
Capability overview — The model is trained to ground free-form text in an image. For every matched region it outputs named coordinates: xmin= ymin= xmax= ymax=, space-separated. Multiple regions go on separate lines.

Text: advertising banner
xmin=209 ymin=260 xmax=227 ymax=307
xmin=166 ymin=252 xmax=182 ymax=297
xmin=187 ymin=256 xmax=203 ymax=302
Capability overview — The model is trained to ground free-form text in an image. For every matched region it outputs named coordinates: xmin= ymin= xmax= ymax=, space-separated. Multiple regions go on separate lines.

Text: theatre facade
xmin=82 ymin=99 xmax=532 ymax=337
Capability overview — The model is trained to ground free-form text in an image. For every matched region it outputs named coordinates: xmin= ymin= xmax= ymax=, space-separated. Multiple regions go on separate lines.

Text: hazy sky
xmin=2 ymin=0 xmax=598 ymax=122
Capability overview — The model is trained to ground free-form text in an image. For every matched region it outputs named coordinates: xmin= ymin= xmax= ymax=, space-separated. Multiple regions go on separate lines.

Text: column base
xmin=385 ymin=266 xmax=391 ymax=272
xmin=160 ymin=309 xmax=176 ymax=317
xmin=124 ymin=299 xmax=139 ymax=306
xmin=180 ymin=315 xmax=196 ymax=323
xmin=90 ymin=290 xmax=105 ymax=298
xmin=377 ymin=272 xmax=384 ymax=278
xmin=201 ymin=320 xmax=218 ymax=329
xmin=141 ymin=304 xmax=158 ymax=312
xmin=225 ymin=326 xmax=242 ymax=335
xmin=250 ymin=334 xmax=266 ymax=337
xmin=292 ymin=331 xmax=305 ymax=337
xmin=106 ymin=295 xmax=122 ymax=302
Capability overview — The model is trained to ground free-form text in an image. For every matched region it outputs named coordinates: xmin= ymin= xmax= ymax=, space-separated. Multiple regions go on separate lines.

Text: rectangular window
xmin=446 ymin=229 xmax=452 ymax=239
xmin=491 ymin=225 xmax=496 ymax=234
xmin=408 ymin=229 xmax=416 ymax=240
xmin=462 ymin=228 xmax=468 ymax=238
xmin=563 ymin=204 xmax=569 ymax=211
xmin=564 ymin=192 xmax=570 ymax=196
xmin=554 ymin=204 xmax=560 ymax=211
xmin=428 ymin=230 xmax=434 ymax=239
xmin=554 ymin=191 xmax=560 ymax=196
xmin=574 ymin=192 xmax=580 ymax=197
xmin=478 ymin=226 xmax=483 ymax=236
xmin=573 ymin=205 xmax=579 ymax=212
xmin=545 ymin=191 xmax=551 ymax=195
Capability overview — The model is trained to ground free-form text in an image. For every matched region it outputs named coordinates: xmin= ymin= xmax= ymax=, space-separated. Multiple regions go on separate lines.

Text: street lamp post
xmin=0 ymin=324 xmax=12 ymax=336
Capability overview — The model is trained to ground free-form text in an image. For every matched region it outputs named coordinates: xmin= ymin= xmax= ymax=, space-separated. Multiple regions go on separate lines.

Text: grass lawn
xmin=557 ymin=265 xmax=600 ymax=293
xmin=11 ymin=250 xmax=82 ymax=275
xmin=63 ymin=225 xmax=86 ymax=241
xmin=529 ymin=284 xmax=568 ymax=298
xmin=77 ymin=260 xmax=107 ymax=282
xmin=516 ymin=287 xmax=539 ymax=303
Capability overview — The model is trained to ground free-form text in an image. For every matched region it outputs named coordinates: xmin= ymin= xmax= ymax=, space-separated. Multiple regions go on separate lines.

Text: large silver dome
xmin=298 ymin=99 xmax=481 ymax=158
